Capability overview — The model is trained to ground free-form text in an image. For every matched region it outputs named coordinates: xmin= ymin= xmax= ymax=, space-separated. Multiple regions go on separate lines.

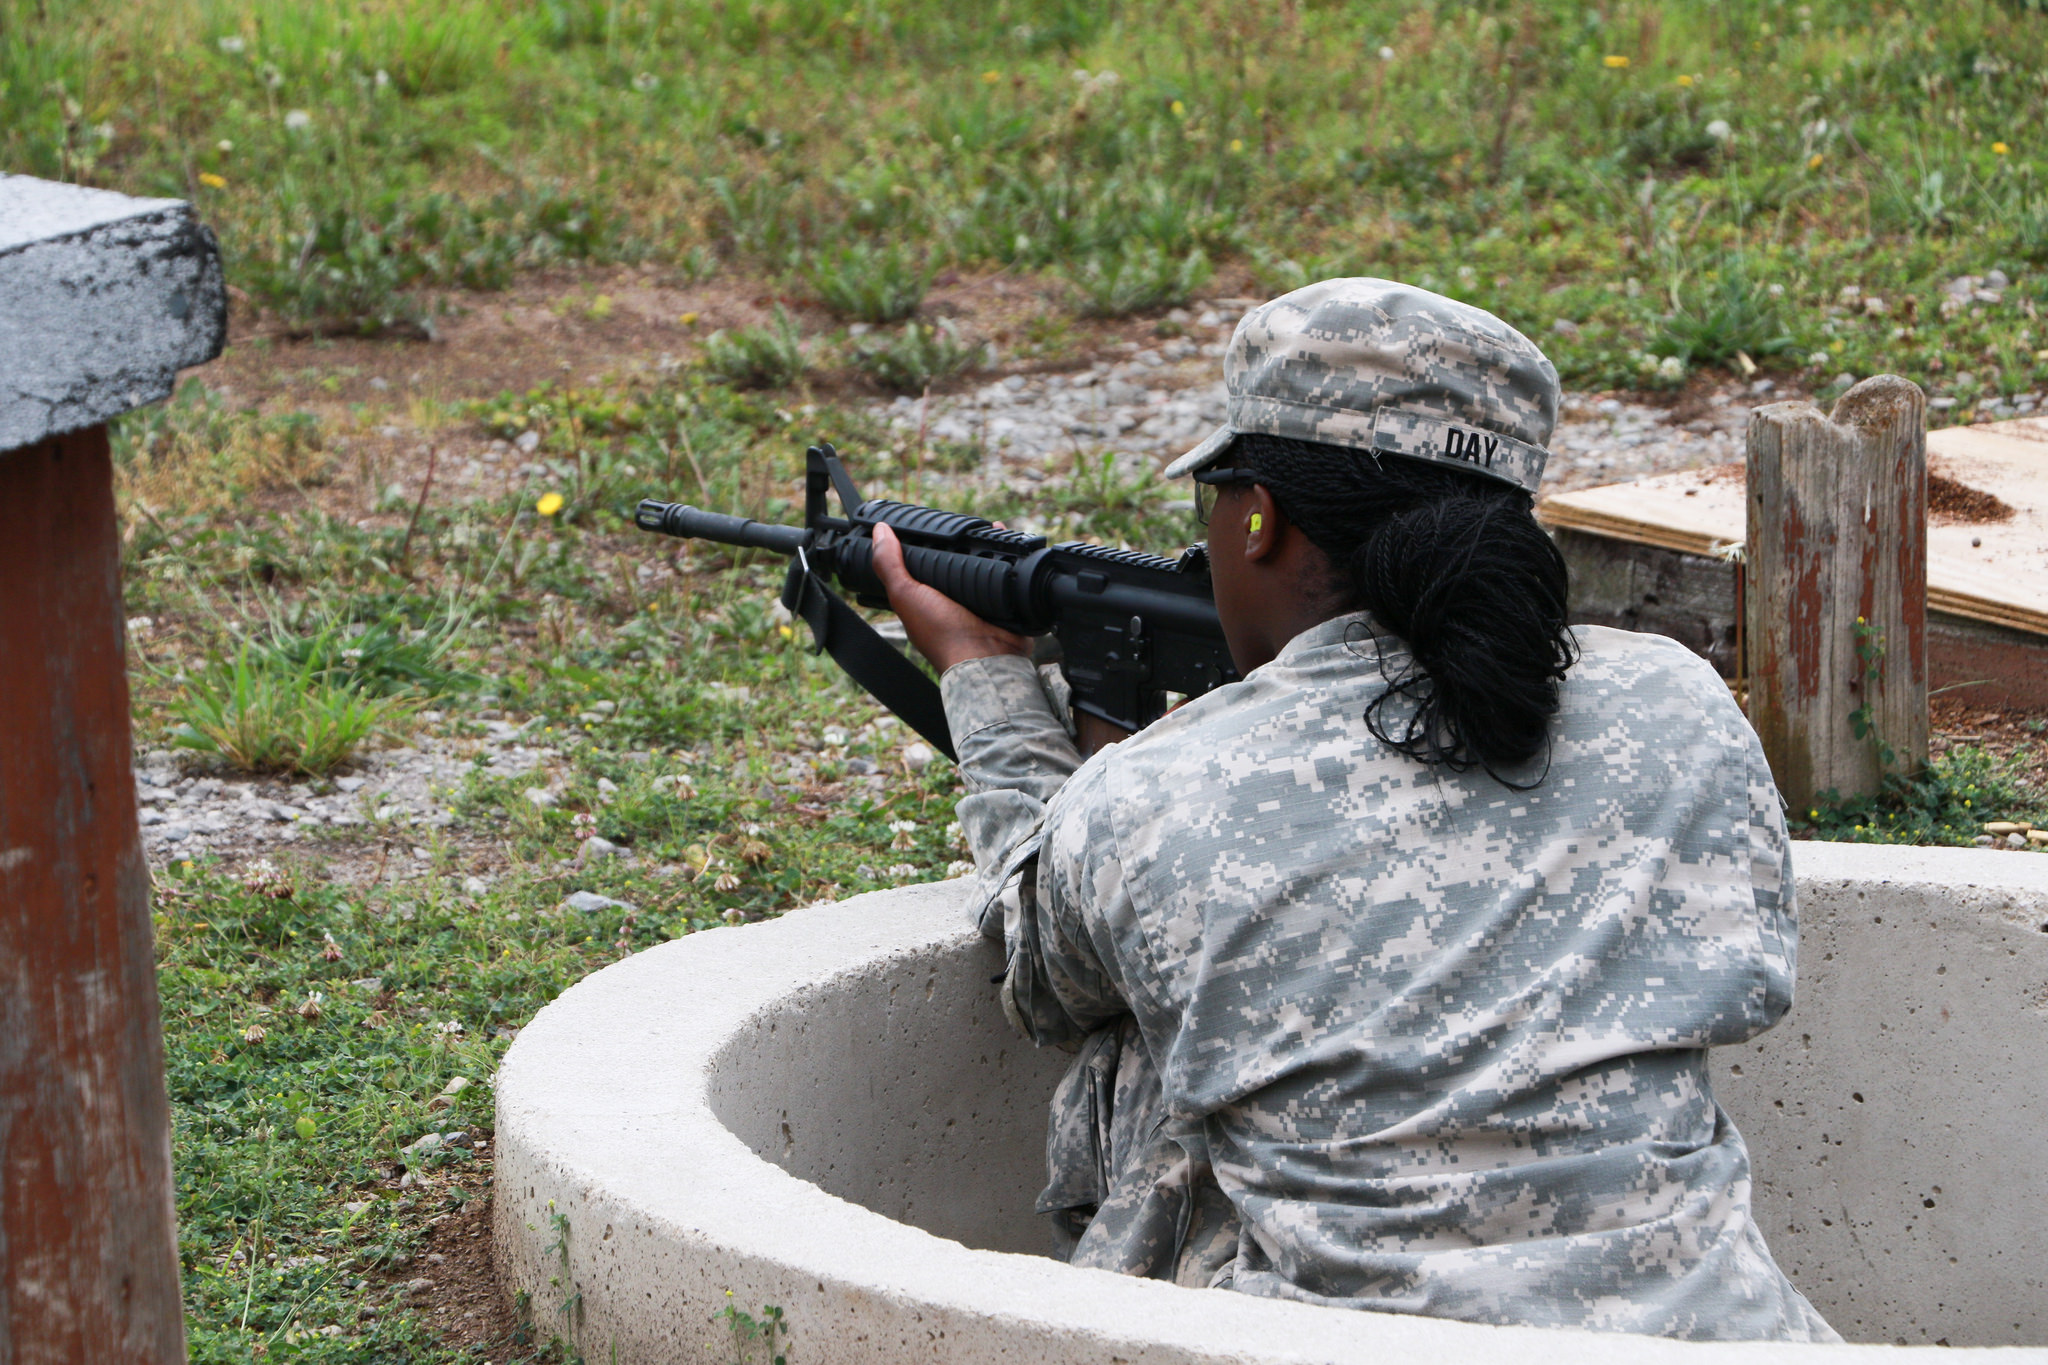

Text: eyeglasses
xmin=1191 ymin=468 xmax=1258 ymax=526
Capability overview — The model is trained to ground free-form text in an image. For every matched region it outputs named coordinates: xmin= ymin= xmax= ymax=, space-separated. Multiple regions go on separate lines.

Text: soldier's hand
xmin=872 ymin=523 xmax=1031 ymax=673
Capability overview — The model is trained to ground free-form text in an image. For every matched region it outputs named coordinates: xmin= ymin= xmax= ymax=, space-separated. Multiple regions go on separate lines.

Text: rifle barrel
xmin=635 ymin=501 xmax=810 ymax=555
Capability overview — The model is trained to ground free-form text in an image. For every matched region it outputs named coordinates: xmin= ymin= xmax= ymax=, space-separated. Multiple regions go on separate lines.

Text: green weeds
xmin=850 ymin=321 xmax=983 ymax=394
xmin=1066 ymin=244 xmax=1213 ymax=319
xmin=703 ymin=309 xmax=810 ymax=390
xmin=169 ymin=637 xmax=417 ymax=776
xmin=806 ymin=242 xmax=930 ymax=325
xmin=1797 ymin=746 xmax=2043 ymax=845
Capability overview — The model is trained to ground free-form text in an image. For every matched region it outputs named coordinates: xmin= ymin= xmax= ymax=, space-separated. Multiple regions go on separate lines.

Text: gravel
xmin=866 ymin=322 xmax=1773 ymax=502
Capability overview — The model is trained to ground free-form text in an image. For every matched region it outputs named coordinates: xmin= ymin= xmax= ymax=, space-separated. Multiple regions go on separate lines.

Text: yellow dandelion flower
xmin=1993 ymin=141 xmax=2011 ymax=155
xmin=1603 ymin=54 xmax=1630 ymax=69
xmin=536 ymin=492 xmax=565 ymax=516
xmin=678 ymin=311 xmax=699 ymax=326
xmin=981 ymin=70 xmax=1001 ymax=84
xmin=198 ymin=171 xmax=227 ymax=189
xmin=1676 ymin=74 xmax=1694 ymax=88
xmin=1808 ymin=152 xmax=1824 ymax=170
xmin=1170 ymin=99 xmax=1186 ymax=116
xmin=1229 ymin=138 xmax=1244 ymax=152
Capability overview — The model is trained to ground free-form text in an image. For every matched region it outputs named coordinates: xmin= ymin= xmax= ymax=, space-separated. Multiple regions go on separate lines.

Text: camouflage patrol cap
xmin=1163 ymin=277 xmax=1561 ymax=493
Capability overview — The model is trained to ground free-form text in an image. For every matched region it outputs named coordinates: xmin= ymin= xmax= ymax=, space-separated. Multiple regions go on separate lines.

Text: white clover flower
xmin=822 ymin=725 xmax=850 ymax=748
xmin=217 ymin=35 xmax=245 ymax=53
xmin=944 ymin=860 xmax=975 ymax=879
xmin=945 ymin=821 xmax=966 ymax=849
xmin=1807 ymin=350 xmax=1831 ymax=368
xmin=283 ymin=109 xmax=311 ymax=131
xmin=217 ymin=139 xmax=234 ymax=153
xmin=632 ymin=72 xmax=659 ymax=92
xmin=374 ymin=69 xmax=390 ymax=89
xmin=435 ymin=1020 xmax=464 ymax=1035
xmin=1657 ymin=355 xmax=1686 ymax=381
xmin=1705 ymin=119 xmax=1733 ymax=142
xmin=1378 ymin=46 xmax=1395 ymax=61
xmin=261 ymin=63 xmax=284 ymax=90
xmin=886 ymin=862 xmax=919 ymax=881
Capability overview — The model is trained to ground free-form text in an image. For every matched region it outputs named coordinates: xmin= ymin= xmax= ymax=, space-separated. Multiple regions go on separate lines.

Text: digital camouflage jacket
xmin=941 ymin=615 xmax=1838 ymax=1341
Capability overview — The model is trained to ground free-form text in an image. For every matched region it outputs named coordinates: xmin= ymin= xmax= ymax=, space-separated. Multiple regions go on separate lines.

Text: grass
xmin=850 ymin=320 xmax=984 ymax=394
xmin=169 ymin=638 xmax=417 ymax=775
xmin=10 ymin=0 xmax=2048 ymax=405
xmin=115 ymin=365 xmax=1035 ymax=1360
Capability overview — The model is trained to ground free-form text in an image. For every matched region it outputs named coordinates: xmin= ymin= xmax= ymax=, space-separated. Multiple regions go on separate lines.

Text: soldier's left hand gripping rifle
xmin=635 ymin=443 xmax=1240 ymax=762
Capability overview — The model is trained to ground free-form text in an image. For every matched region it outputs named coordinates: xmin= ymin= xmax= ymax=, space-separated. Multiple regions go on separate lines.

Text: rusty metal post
xmin=0 ymin=175 xmax=226 ymax=1364
xmin=1744 ymin=376 xmax=1929 ymax=811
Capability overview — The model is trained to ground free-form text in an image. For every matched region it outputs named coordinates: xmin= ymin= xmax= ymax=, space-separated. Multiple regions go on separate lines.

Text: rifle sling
xmin=781 ymin=557 xmax=958 ymax=763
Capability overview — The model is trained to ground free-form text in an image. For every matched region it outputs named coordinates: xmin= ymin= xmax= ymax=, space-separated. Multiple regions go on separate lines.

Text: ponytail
xmin=1233 ymin=433 xmax=1577 ymax=783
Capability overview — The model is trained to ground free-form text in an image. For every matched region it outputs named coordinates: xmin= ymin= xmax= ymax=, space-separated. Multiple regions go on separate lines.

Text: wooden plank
xmin=1557 ymin=531 xmax=2048 ymax=709
xmin=1540 ymin=418 xmax=2048 ymax=639
xmin=1744 ymin=379 xmax=1929 ymax=806
xmin=0 ymin=426 xmax=187 ymax=1364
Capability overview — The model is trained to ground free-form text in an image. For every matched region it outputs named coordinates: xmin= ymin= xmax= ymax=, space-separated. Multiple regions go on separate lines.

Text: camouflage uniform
xmin=938 ymin=279 xmax=1835 ymax=1340
xmin=946 ymin=626 xmax=1837 ymax=1339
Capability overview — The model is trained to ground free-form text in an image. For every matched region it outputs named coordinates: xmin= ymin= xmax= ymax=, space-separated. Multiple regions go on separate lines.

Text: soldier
xmin=870 ymin=278 xmax=1838 ymax=1341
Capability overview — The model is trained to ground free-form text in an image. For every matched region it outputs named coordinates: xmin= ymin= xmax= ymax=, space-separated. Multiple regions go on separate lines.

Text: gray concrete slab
xmin=0 ymin=174 xmax=227 ymax=449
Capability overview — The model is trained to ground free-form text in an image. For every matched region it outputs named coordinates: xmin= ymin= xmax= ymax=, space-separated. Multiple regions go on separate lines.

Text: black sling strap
xmin=781 ymin=551 xmax=957 ymax=762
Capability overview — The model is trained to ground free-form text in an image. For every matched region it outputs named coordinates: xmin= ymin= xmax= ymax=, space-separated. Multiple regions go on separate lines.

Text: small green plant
xmin=716 ymin=1294 xmax=788 ymax=1365
xmin=1065 ymin=242 xmax=1212 ymax=318
xmin=169 ymin=637 xmax=416 ymax=775
xmin=1847 ymin=616 xmax=1898 ymax=767
xmin=1799 ymin=745 xmax=2042 ymax=845
xmin=850 ymin=321 xmax=983 ymax=393
xmin=1649 ymin=253 xmax=1796 ymax=369
xmin=702 ymin=308 xmax=809 ymax=389
xmin=805 ymin=241 xmax=931 ymax=324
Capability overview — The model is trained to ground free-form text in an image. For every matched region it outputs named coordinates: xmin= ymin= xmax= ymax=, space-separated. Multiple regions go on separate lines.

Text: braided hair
xmin=1231 ymin=432 xmax=1578 ymax=783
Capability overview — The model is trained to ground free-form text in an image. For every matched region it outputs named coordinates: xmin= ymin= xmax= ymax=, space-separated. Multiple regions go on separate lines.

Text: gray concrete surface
xmin=495 ymin=851 xmax=2048 ymax=1364
xmin=1714 ymin=842 xmax=2048 ymax=1347
xmin=0 ymin=175 xmax=227 ymax=450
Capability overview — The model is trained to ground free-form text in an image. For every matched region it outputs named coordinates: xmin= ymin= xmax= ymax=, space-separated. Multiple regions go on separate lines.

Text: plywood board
xmin=1539 ymin=419 xmax=2048 ymax=637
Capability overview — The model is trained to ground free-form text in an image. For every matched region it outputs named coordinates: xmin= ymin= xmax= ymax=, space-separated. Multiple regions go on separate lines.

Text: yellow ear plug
xmin=1248 ymin=513 xmax=1263 ymax=533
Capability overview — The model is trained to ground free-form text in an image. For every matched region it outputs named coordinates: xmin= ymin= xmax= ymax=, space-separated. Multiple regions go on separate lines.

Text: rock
xmin=402 ymin=1132 xmax=444 ymax=1155
xmin=901 ymin=743 xmax=935 ymax=773
xmin=2007 ymin=833 xmax=2028 ymax=849
xmin=1550 ymin=318 xmax=1581 ymax=338
xmin=577 ymin=835 xmax=622 ymax=864
xmin=524 ymin=788 xmax=558 ymax=809
xmin=845 ymin=757 xmax=877 ymax=776
xmin=0 ymin=178 xmax=227 ymax=449
xmin=403 ymin=1277 xmax=435 ymax=1296
xmin=562 ymin=890 xmax=635 ymax=914
xmin=462 ymin=875 xmax=490 ymax=897
xmin=156 ymin=823 xmax=192 ymax=842
xmin=1975 ymin=835 xmax=1997 ymax=846
xmin=595 ymin=776 xmax=619 ymax=799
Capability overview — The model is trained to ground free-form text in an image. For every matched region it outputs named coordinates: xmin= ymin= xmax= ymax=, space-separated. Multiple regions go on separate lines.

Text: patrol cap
xmin=1163 ymin=277 xmax=1561 ymax=494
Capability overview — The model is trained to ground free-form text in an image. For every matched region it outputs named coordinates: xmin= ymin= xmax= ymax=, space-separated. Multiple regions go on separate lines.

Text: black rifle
xmin=635 ymin=443 xmax=1239 ymax=762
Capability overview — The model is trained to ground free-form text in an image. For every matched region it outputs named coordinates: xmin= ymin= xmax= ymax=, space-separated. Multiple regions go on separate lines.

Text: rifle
xmin=635 ymin=443 xmax=1239 ymax=762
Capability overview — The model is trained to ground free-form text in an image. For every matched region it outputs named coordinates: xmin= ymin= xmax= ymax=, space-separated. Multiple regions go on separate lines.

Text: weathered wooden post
xmin=0 ymin=175 xmax=226 ymax=1363
xmin=1744 ymin=376 xmax=1928 ymax=811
